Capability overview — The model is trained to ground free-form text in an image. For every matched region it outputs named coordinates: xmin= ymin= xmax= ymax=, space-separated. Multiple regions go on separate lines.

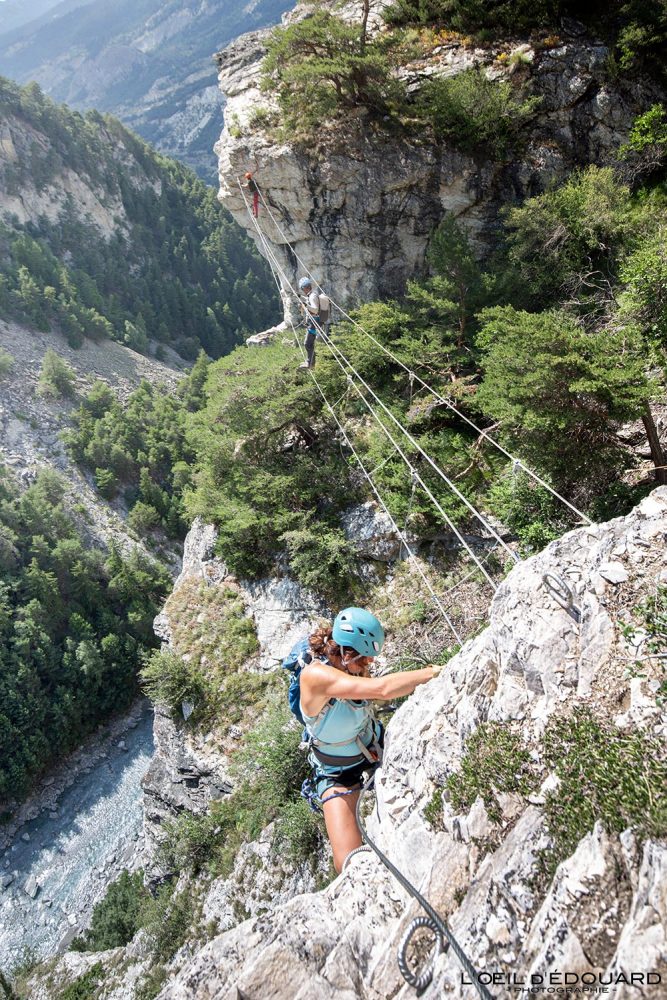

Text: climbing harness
xmin=355 ymin=775 xmax=493 ymax=1000
xmin=542 ymin=572 xmax=581 ymax=624
xmin=300 ymin=776 xmax=361 ymax=814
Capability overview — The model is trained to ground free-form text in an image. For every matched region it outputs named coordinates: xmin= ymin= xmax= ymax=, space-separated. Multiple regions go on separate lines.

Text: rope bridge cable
xmin=237 ymin=177 xmax=505 ymax=592
xmin=356 ymin=776 xmax=494 ymax=1000
xmin=251 ymin=179 xmax=591 ymax=526
xmin=238 ymin=180 xmax=505 ymax=592
xmin=311 ymin=320 xmax=519 ymax=569
xmin=237 ymin=178 xmax=464 ymax=644
xmin=240 ymin=179 xmax=519 ymax=569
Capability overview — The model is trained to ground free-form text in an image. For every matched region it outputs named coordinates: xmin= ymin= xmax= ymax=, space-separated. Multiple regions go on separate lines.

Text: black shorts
xmin=313 ymin=759 xmax=374 ymax=799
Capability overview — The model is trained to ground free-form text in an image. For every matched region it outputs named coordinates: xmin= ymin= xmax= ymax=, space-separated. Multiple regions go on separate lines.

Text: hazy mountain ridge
xmin=0 ymin=0 xmax=291 ymax=179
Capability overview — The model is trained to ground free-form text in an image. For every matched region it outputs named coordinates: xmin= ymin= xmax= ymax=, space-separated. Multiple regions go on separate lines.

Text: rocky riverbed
xmin=0 ymin=701 xmax=154 ymax=976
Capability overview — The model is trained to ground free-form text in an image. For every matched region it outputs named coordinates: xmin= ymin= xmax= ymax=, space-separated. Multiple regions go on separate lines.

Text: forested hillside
xmin=0 ymin=466 xmax=170 ymax=804
xmin=0 ymin=77 xmax=279 ymax=359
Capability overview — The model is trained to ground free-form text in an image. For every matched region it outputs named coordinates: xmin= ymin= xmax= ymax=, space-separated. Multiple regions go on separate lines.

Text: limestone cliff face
xmin=214 ymin=1 xmax=661 ymax=323
xmin=141 ymin=516 xmax=328 ymax=883
xmin=156 ymin=489 xmax=667 ymax=1000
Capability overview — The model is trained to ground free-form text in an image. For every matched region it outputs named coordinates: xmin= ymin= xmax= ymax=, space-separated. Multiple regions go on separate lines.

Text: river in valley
xmin=0 ymin=701 xmax=154 ymax=975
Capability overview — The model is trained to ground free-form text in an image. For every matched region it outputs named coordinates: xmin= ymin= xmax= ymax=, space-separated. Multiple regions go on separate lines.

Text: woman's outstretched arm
xmin=301 ymin=662 xmax=440 ymax=705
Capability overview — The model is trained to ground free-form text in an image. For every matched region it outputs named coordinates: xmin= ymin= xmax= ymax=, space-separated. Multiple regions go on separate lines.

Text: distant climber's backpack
xmin=317 ymin=293 xmax=330 ymax=326
xmin=281 ymin=637 xmax=313 ymax=725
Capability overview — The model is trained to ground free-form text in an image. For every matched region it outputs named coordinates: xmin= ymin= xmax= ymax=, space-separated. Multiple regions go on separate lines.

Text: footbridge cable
xmin=237 ymin=176 xmax=507 ymax=592
xmin=250 ymin=178 xmax=591 ymax=527
xmin=237 ymin=177 xmax=464 ymax=644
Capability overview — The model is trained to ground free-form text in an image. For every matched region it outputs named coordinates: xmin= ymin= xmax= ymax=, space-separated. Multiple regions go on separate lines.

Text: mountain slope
xmin=0 ymin=77 xmax=280 ymax=359
xmin=0 ymin=0 xmax=291 ymax=179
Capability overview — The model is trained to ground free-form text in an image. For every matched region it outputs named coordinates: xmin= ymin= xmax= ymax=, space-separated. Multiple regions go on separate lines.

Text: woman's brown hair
xmin=309 ymin=621 xmax=339 ymax=662
xmin=308 ymin=621 xmax=371 ymax=676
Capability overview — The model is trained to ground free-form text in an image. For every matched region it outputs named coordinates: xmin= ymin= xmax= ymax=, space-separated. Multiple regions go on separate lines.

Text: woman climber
xmin=299 ymin=607 xmax=444 ymax=873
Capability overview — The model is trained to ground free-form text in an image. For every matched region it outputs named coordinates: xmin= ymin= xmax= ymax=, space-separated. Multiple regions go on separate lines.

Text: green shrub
xmin=0 ymin=349 xmax=14 ymax=378
xmin=446 ymin=722 xmax=537 ymax=822
xmin=475 ymin=306 xmax=649 ymax=497
xmin=185 ymin=344 xmax=359 ymax=586
xmin=94 ymin=467 xmax=117 ymax=500
xmin=262 ymin=9 xmax=407 ymax=136
xmin=416 ymin=68 xmax=541 ymax=158
xmin=127 ymin=501 xmax=161 ymax=535
xmin=281 ymin=524 xmax=356 ymax=604
xmin=504 ymin=166 xmax=635 ymax=307
xmin=0 ymin=969 xmax=20 ymax=1000
xmin=37 ymin=348 xmax=76 ymax=399
xmin=384 ymin=0 xmax=561 ymax=33
xmin=621 ymin=585 xmax=667 ymax=702
xmin=135 ymin=966 xmax=167 ymax=1000
xmin=423 ymin=787 xmax=444 ymax=830
xmin=70 ymin=870 xmax=147 ymax=952
xmin=486 ymin=470 xmax=568 ymax=554
xmin=618 ymin=226 xmax=667 ymax=353
xmin=620 ymin=103 xmax=667 ymax=158
xmin=274 ymin=798 xmax=323 ymax=867
xmin=59 ymin=963 xmax=104 ymax=1000
xmin=140 ymin=648 xmax=210 ymax=717
xmin=238 ymin=699 xmax=310 ymax=805
xmin=138 ymin=883 xmax=194 ymax=965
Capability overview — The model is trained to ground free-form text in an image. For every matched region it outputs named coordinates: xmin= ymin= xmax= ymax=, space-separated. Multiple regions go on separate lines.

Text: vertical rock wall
xmin=214 ymin=3 xmax=661 ymax=326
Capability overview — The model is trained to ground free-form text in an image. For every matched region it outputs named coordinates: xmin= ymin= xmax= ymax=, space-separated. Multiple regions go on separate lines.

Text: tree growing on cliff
xmin=474 ymin=306 xmax=650 ymax=497
xmin=262 ymin=8 xmax=406 ymax=135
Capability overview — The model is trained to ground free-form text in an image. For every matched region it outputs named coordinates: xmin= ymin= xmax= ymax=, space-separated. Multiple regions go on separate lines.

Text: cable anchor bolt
xmin=542 ymin=572 xmax=581 ymax=623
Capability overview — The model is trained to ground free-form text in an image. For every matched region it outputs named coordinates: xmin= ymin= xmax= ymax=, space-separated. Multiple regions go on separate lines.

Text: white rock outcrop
xmin=156 ymin=489 xmax=667 ymax=999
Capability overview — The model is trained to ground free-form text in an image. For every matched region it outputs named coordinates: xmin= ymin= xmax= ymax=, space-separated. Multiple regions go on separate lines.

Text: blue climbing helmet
xmin=332 ymin=608 xmax=385 ymax=658
xmin=299 ymin=276 xmax=312 ymax=290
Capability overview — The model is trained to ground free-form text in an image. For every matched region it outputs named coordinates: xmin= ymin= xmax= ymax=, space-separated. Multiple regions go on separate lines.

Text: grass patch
xmin=140 ymin=580 xmax=269 ymax=727
xmin=166 ymin=581 xmax=258 ymax=671
xmin=445 ymin=723 xmax=537 ymax=823
xmin=541 ymin=709 xmax=667 ymax=877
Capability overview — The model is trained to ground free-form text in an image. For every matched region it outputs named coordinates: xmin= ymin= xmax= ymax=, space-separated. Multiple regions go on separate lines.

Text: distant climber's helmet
xmin=332 ymin=608 xmax=385 ymax=658
xmin=244 ymin=171 xmax=253 ymax=180
xmin=299 ymin=276 xmax=313 ymax=291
